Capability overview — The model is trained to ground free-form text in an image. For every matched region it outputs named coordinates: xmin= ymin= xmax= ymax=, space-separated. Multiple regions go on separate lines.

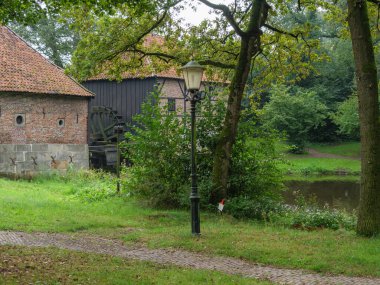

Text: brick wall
xmin=0 ymin=93 xmax=89 ymax=144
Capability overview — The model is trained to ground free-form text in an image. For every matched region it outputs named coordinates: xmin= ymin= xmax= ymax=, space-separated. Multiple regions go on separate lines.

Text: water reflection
xmin=284 ymin=180 xmax=360 ymax=211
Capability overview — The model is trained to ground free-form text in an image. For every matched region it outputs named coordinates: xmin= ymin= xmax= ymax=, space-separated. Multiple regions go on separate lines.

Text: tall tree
xmin=208 ymin=0 xmax=269 ymax=202
xmin=9 ymin=14 xmax=79 ymax=67
xmin=347 ymin=0 xmax=380 ymax=236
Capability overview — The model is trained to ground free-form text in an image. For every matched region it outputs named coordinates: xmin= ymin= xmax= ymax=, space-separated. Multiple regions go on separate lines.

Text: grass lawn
xmin=283 ymin=175 xmax=360 ymax=182
xmin=0 ymin=177 xmax=379 ymax=278
xmin=0 ymin=246 xmax=270 ymax=285
xmin=280 ymin=156 xmax=360 ymax=176
xmin=309 ymin=142 xmax=360 ymax=157
xmin=276 ymin=141 xmax=361 ymax=179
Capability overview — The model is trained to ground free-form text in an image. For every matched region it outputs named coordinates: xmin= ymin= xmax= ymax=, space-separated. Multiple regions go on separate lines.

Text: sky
xmin=178 ymin=0 xmax=234 ymax=26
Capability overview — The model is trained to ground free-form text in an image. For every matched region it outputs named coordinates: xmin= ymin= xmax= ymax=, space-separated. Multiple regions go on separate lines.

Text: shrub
xmin=122 ymin=89 xmax=284 ymax=208
xmin=225 ymin=190 xmax=357 ymax=231
xmin=287 ymin=192 xmax=357 ymax=231
xmin=226 ymin=196 xmax=285 ymax=220
xmin=290 ymin=207 xmax=356 ymax=231
xmin=332 ymin=94 xmax=360 ymax=140
xmin=262 ymin=84 xmax=329 ymax=152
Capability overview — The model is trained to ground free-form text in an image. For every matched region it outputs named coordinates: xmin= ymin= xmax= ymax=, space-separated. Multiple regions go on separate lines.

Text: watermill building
xmin=0 ymin=26 xmax=94 ymax=176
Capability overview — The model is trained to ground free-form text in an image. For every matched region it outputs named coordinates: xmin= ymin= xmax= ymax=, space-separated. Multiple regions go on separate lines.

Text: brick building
xmin=0 ymin=26 xmax=94 ymax=176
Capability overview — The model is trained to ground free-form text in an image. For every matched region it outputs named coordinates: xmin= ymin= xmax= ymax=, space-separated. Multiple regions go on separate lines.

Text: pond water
xmin=284 ymin=180 xmax=360 ymax=211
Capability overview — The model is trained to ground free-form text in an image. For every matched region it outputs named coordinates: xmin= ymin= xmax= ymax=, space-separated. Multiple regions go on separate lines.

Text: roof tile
xmin=0 ymin=26 xmax=93 ymax=97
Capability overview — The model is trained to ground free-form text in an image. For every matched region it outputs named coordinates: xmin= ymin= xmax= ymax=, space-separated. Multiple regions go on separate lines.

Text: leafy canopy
xmin=66 ymin=0 xmax=327 ymax=85
xmin=262 ymin=84 xmax=328 ymax=152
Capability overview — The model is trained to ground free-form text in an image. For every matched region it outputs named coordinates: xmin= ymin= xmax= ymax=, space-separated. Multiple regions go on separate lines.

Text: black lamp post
xmin=114 ymin=123 xmax=124 ymax=193
xmin=181 ymin=60 xmax=205 ymax=236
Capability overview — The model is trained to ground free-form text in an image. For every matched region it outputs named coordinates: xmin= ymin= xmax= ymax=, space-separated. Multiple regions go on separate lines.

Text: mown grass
xmin=309 ymin=142 xmax=360 ymax=157
xmin=283 ymin=175 xmax=360 ymax=182
xmin=0 ymin=176 xmax=379 ymax=278
xmin=0 ymin=246 xmax=270 ymax=285
xmin=281 ymin=157 xmax=361 ymax=176
xmin=277 ymin=142 xmax=361 ymax=180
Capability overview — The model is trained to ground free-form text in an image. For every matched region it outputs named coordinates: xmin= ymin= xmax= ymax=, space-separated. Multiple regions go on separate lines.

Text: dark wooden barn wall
xmin=83 ymin=78 xmax=157 ymax=124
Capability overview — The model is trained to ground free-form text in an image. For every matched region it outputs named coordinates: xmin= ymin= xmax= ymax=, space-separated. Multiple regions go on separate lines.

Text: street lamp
xmin=113 ymin=123 xmax=124 ymax=193
xmin=181 ymin=60 xmax=205 ymax=236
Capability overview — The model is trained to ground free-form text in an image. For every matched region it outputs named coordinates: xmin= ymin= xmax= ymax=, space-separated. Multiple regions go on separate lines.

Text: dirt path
xmin=0 ymin=231 xmax=379 ymax=285
xmin=305 ymin=148 xmax=360 ymax=160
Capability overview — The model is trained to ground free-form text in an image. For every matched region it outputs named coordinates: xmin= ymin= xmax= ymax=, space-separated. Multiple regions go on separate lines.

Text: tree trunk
xmin=347 ymin=0 xmax=380 ymax=236
xmin=210 ymin=0 xmax=267 ymax=203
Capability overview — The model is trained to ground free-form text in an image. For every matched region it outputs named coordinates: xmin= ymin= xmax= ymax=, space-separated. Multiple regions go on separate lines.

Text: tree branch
xmin=263 ymin=23 xmax=300 ymax=39
xmin=197 ymin=0 xmax=246 ymax=37
xmin=133 ymin=49 xmax=235 ymax=69
xmin=237 ymin=2 xmax=253 ymax=25
xmin=102 ymin=11 xmax=168 ymax=62
xmin=198 ymin=59 xmax=235 ymax=69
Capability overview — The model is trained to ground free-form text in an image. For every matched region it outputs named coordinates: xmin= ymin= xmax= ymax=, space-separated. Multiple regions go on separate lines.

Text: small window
xmin=168 ymin=98 xmax=176 ymax=112
xmin=57 ymin=119 xmax=65 ymax=127
xmin=15 ymin=114 xmax=25 ymax=126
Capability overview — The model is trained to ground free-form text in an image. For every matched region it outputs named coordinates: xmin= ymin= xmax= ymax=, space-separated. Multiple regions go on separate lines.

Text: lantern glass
xmin=181 ymin=61 xmax=204 ymax=91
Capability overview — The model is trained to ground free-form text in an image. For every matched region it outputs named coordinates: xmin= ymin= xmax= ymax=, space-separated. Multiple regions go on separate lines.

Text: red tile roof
xmin=0 ymin=26 xmax=93 ymax=97
xmin=88 ymin=34 xmax=183 ymax=81
xmin=86 ymin=34 xmax=227 ymax=84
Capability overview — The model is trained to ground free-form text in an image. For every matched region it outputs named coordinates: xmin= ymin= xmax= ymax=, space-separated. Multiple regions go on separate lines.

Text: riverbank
xmin=280 ymin=142 xmax=361 ymax=180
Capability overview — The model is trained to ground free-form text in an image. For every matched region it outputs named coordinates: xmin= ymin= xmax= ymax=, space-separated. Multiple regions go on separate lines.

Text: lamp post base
xmin=190 ymin=194 xmax=200 ymax=235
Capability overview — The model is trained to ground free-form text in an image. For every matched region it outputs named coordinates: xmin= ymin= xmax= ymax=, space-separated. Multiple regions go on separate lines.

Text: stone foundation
xmin=0 ymin=144 xmax=89 ymax=177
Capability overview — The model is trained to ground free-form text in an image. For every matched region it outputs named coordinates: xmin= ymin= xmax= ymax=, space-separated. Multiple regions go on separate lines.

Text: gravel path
xmin=0 ymin=231 xmax=379 ymax=285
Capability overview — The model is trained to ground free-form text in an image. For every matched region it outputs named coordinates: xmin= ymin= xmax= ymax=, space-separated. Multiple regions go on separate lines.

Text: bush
xmin=225 ymin=190 xmax=357 ymax=231
xmin=290 ymin=207 xmax=356 ymax=230
xmin=226 ymin=196 xmax=285 ymax=220
xmin=332 ymin=94 xmax=360 ymax=140
xmin=122 ymin=89 xmax=285 ymax=208
xmin=286 ymin=192 xmax=357 ymax=231
xmin=262 ymin=84 xmax=329 ymax=152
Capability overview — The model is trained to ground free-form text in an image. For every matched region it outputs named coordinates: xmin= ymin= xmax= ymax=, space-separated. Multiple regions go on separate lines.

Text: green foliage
xmin=262 ymin=84 xmax=329 ymax=152
xmin=228 ymin=115 xmax=286 ymax=200
xmin=9 ymin=13 xmax=79 ymax=67
xmin=224 ymin=191 xmax=356 ymax=231
xmin=226 ymin=196 xmax=285 ymax=220
xmin=332 ymin=95 xmax=360 ymax=139
xmin=121 ymin=90 xmax=191 ymax=208
xmin=290 ymin=207 xmax=356 ymax=230
xmin=288 ymin=193 xmax=357 ymax=230
xmin=65 ymin=170 xmax=119 ymax=202
xmin=122 ymin=89 xmax=284 ymax=208
xmin=301 ymin=40 xmax=355 ymax=106
xmin=0 ymin=0 xmax=44 ymax=24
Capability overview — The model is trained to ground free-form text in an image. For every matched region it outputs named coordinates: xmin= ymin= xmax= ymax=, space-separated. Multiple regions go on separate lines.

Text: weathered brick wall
xmin=0 ymin=93 xmax=89 ymax=144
